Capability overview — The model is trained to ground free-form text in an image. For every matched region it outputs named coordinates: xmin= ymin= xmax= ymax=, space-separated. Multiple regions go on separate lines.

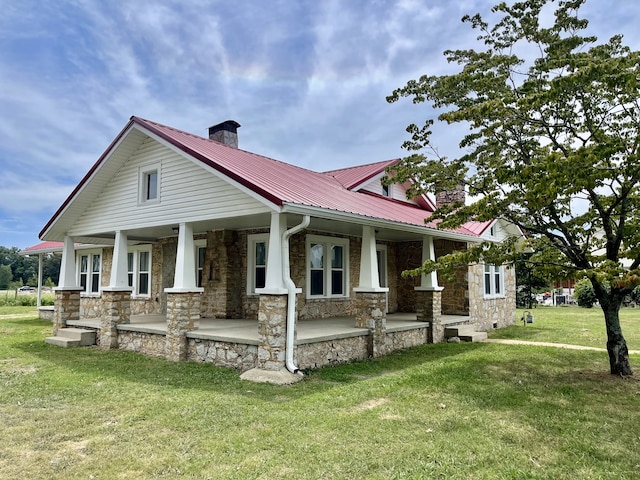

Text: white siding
xmin=360 ymin=177 xmax=418 ymax=205
xmin=70 ymin=138 xmax=270 ymax=234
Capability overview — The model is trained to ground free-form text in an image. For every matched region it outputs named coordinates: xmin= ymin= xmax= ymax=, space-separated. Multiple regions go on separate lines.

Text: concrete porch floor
xmin=67 ymin=312 xmax=470 ymax=345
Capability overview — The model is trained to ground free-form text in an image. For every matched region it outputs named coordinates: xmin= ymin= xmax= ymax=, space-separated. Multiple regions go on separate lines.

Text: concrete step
xmin=445 ymin=325 xmax=477 ymax=337
xmin=458 ymin=331 xmax=488 ymax=342
xmin=45 ymin=336 xmax=81 ymax=348
xmin=56 ymin=328 xmax=96 ymax=346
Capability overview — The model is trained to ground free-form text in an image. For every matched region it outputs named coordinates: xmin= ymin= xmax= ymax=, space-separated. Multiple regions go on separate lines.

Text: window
xmin=247 ymin=234 xmax=268 ymax=294
xmin=306 ymin=235 xmax=349 ymax=298
xmin=78 ymin=251 xmax=102 ymax=294
xmin=195 ymin=240 xmax=206 ymax=288
xmin=382 ymin=184 xmax=390 ymax=197
xmin=484 ymin=264 xmax=504 ymax=298
xmin=127 ymin=247 xmax=152 ymax=296
xmin=139 ymin=163 xmax=160 ymax=203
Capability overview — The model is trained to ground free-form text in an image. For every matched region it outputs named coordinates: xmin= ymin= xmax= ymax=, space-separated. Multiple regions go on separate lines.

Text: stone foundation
xmin=416 ymin=289 xmax=444 ymax=343
xmin=355 ymin=291 xmax=390 ymax=357
xmin=99 ymin=289 xmax=131 ymax=349
xmin=53 ymin=288 xmax=82 ymax=335
xmin=256 ymin=294 xmax=289 ymax=371
xmin=187 ymin=338 xmax=258 ymax=371
xmin=165 ymin=292 xmax=201 ymax=362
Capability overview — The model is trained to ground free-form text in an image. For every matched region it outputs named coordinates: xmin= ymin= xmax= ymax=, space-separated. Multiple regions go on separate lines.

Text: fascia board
xmin=281 ymin=203 xmax=482 ymax=243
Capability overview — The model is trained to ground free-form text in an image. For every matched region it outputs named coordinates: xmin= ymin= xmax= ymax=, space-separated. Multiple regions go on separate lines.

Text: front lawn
xmin=1 ymin=313 xmax=639 ymax=479
xmin=489 ymin=306 xmax=640 ymax=350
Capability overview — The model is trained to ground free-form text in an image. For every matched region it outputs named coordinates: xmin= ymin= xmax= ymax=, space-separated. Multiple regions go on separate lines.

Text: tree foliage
xmin=386 ymin=0 xmax=639 ymax=375
xmin=0 ymin=246 xmax=60 ymax=287
xmin=573 ymin=278 xmax=597 ymax=308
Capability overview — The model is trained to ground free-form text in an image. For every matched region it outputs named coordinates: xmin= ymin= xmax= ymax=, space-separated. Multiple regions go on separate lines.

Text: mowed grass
xmin=489 ymin=306 xmax=640 ymax=351
xmin=1 ymin=311 xmax=640 ymax=479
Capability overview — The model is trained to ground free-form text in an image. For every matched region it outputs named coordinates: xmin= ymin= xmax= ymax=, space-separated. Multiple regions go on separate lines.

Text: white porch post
xmin=166 ymin=222 xmax=202 ymax=292
xmin=108 ymin=230 xmax=130 ymax=289
xmin=58 ymin=235 xmax=77 ymax=288
xmin=416 ymin=235 xmax=442 ymax=291
xmin=37 ymin=253 xmax=43 ymax=308
xmin=258 ymin=211 xmax=287 ymax=294
xmin=356 ymin=225 xmax=386 ymax=291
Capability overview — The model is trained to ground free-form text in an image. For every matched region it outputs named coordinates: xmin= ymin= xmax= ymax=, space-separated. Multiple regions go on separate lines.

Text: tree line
xmin=0 ymin=246 xmax=60 ymax=290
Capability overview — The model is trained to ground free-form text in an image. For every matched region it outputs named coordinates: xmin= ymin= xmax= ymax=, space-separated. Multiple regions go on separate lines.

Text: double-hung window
xmin=78 ymin=251 xmax=102 ymax=294
xmin=484 ymin=264 xmax=504 ymax=298
xmin=139 ymin=163 xmax=160 ymax=204
xmin=127 ymin=247 xmax=152 ymax=296
xmin=306 ymin=235 xmax=349 ymax=298
xmin=195 ymin=240 xmax=206 ymax=288
xmin=247 ymin=234 xmax=268 ymax=294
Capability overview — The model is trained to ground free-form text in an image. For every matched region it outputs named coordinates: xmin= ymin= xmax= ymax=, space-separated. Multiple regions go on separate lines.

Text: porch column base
xmin=99 ymin=289 xmax=132 ymax=349
xmin=165 ymin=291 xmax=201 ymax=362
xmin=415 ymin=288 xmax=443 ymax=343
xmin=355 ymin=291 xmax=389 ymax=357
xmin=53 ymin=287 xmax=82 ymax=336
xmin=256 ymin=294 xmax=289 ymax=371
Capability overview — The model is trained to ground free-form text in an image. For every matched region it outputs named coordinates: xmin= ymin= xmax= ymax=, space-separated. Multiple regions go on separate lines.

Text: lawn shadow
xmin=14 ymin=338 xmax=487 ymax=401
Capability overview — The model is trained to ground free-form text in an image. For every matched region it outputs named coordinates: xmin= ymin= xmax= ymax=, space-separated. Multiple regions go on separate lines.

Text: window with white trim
xmin=247 ymin=234 xmax=268 ymax=294
xmin=139 ymin=163 xmax=160 ymax=204
xmin=484 ymin=264 xmax=504 ymax=298
xmin=306 ymin=235 xmax=349 ymax=298
xmin=195 ymin=239 xmax=206 ymax=288
xmin=127 ymin=246 xmax=152 ymax=296
xmin=78 ymin=251 xmax=102 ymax=294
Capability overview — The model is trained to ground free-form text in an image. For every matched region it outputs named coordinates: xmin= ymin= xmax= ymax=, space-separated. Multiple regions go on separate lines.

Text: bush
xmin=0 ymin=291 xmax=55 ymax=307
xmin=574 ymin=279 xmax=597 ymax=308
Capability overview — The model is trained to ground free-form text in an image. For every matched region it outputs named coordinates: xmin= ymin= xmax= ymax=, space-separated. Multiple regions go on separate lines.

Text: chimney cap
xmin=208 ymin=120 xmax=241 ymax=135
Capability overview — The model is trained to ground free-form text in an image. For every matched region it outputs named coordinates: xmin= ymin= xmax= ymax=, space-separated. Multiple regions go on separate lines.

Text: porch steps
xmin=445 ymin=325 xmax=487 ymax=343
xmin=45 ymin=328 xmax=96 ymax=348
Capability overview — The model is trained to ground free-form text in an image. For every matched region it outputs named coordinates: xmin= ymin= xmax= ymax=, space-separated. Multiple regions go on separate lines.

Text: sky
xmin=1 ymin=0 xmax=639 ymax=250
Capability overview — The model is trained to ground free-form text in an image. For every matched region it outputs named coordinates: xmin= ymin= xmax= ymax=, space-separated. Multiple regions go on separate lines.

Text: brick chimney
xmin=208 ymin=120 xmax=241 ymax=148
xmin=435 ymin=182 xmax=465 ymax=208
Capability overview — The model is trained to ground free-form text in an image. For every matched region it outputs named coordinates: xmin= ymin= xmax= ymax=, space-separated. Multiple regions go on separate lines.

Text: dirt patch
xmin=353 ymin=398 xmax=389 ymax=412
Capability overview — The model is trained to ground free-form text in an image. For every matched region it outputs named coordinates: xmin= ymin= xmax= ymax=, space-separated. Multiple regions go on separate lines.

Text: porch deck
xmin=67 ymin=313 xmax=470 ymax=345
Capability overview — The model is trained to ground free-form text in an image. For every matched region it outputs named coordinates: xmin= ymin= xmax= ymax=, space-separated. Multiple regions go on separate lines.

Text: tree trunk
xmin=600 ymin=300 xmax=633 ymax=376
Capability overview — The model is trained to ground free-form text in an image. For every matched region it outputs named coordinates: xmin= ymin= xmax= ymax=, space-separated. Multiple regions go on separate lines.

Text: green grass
xmin=1 ymin=311 xmax=640 ymax=479
xmin=489 ymin=306 xmax=640 ymax=350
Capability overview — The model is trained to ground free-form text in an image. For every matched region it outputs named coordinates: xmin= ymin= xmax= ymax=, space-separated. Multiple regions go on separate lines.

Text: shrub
xmin=574 ymin=279 xmax=597 ymax=308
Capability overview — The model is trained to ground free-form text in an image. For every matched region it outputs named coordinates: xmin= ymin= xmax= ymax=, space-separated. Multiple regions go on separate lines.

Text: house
xmin=28 ymin=116 xmax=518 ymax=383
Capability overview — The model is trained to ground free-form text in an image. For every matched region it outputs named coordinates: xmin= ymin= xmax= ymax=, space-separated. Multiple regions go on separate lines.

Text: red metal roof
xmin=324 ymin=159 xmax=400 ymax=190
xmin=22 ymin=241 xmax=64 ymax=253
xmin=39 ymin=116 xmax=482 ymax=240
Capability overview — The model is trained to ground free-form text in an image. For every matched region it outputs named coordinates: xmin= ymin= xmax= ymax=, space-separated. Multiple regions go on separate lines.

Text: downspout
xmin=283 ymin=215 xmax=310 ymax=373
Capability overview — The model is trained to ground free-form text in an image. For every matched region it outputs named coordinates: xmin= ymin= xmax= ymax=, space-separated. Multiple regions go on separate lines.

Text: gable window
xmin=78 ymin=251 xmax=102 ymax=294
xmin=382 ymin=184 xmax=390 ymax=197
xmin=127 ymin=247 xmax=152 ymax=296
xmin=139 ymin=163 xmax=160 ymax=204
xmin=306 ymin=235 xmax=349 ymax=298
xmin=247 ymin=234 xmax=268 ymax=294
xmin=195 ymin=240 xmax=206 ymax=288
xmin=484 ymin=264 xmax=504 ymax=298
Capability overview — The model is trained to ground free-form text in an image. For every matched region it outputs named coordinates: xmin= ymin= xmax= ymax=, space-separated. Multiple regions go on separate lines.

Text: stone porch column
xmin=53 ymin=287 xmax=82 ymax=335
xmin=355 ymin=291 xmax=389 ymax=357
xmin=416 ymin=288 xmax=444 ymax=343
xmin=165 ymin=291 xmax=201 ymax=361
xmin=256 ymin=294 xmax=289 ymax=371
xmin=99 ymin=289 xmax=131 ymax=349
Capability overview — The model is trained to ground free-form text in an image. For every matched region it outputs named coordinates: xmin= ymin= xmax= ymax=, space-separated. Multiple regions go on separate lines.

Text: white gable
xmin=358 ymin=174 xmax=419 ymax=205
xmin=69 ymin=137 xmax=270 ymax=235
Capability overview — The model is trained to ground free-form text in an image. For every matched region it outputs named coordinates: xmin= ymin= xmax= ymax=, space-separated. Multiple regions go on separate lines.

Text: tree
xmin=574 ymin=278 xmax=597 ymax=308
xmin=0 ymin=264 xmax=12 ymax=289
xmin=515 ymin=255 xmax=549 ymax=308
xmin=386 ymin=0 xmax=640 ymax=375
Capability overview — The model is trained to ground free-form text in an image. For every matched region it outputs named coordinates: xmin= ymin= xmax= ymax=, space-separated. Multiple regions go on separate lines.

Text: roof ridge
xmin=323 ymin=158 xmax=399 ymax=175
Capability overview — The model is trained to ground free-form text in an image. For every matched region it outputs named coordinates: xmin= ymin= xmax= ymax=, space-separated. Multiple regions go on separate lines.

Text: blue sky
xmin=1 ymin=0 xmax=639 ymax=249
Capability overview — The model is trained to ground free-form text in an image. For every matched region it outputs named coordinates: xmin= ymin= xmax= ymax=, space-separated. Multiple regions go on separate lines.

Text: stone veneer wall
xmin=434 ymin=239 xmax=469 ymax=315
xmin=468 ymin=263 xmax=516 ymax=331
xmin=394 ymin=241 xmax=422 ymax=312
xmin=118 ymin=331 xmax=166 ymax=357
xmin=201 ymin=230 xmax=242 ymax=318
